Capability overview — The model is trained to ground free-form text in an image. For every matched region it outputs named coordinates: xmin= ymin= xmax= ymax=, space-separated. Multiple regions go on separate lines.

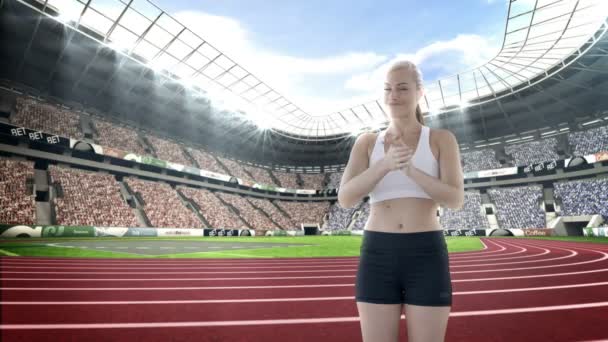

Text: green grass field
xmin=0 ymin=235 xmax=606 ymax=259
xmin=0 ymin=236 xmax=483 ymax=259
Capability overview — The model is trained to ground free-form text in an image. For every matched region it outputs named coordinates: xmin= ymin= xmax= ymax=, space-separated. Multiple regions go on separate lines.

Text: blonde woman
xmin=339 ymin=61 xmax=464 ymax=342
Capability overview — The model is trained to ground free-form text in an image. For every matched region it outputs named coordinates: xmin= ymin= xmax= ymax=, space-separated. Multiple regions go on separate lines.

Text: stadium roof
xmin=12 ymin=0 xmax=608 ymax=140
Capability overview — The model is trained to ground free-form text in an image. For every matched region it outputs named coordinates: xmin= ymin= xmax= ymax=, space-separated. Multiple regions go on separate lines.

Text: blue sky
xmin=66 ymin=0 xmax=511 ymax=116
xmin=150 ymin=0 xmax=511 ymax=115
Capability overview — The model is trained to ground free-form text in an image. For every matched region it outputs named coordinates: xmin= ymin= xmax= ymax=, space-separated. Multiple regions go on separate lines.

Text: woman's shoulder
xmin=428 ymin=127 xmax=458 ymax=145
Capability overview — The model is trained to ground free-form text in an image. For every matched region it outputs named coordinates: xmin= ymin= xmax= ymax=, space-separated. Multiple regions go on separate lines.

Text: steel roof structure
xmin=10 ymin=0 xmax=608 ymax=140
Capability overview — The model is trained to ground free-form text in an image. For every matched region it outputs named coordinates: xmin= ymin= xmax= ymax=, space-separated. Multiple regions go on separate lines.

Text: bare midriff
xmin=365 ymin=197 xmax=440 ymax=233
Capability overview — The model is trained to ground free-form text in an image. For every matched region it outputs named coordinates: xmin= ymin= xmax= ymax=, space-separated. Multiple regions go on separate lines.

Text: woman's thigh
xmin=357 ymin=302 xmax=404 ymax=342
xmin=405 ymin=304 xmax=450 ymax=342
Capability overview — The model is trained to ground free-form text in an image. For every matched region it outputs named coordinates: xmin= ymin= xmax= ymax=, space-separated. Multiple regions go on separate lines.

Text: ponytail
xmin=415 ymin=104 xmax=424 ymax=124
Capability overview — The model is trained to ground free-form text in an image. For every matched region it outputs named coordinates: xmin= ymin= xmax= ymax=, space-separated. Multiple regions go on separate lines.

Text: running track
xmin=2 ymin=238 xmax=608 ymax=341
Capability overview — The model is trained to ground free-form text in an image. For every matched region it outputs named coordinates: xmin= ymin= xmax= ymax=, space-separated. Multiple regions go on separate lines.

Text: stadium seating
xmin=178 ymin=186 xmax=247 ymax=229
xmin=504 ymin=138 xmax=560 ymax=166
xmin=187 ymin=148 xmax=229 ymax=174
xmin=554 ymin=178 xmax=608 ymax=219
xmin=326 ymin=201 xmax=360 ymax=230
xmin=351 ymin=201 xmax=371 ymax=230
xmin=146 ymin=135 xmax=193 ymax=167
xmin=568 ymin=125 xmax=608 ymax=156
xmin=461 ymin=149 xmax=502 ymax=172
xmin=216 ymin=192 xmax=279 ymax=229
xmin=12 ymin=97 xmax=83 ymax=139
xmin=50 ymin=166 xmax=138 ymax=227
xmin=215 ymin=156 xmax=254 ymax=181
xmin=488 ymin=185 xmax=546 ymax=229
xmin=439 ymin=192 xmax=490 ymax=229
xmin=274 ymin=200 xmax=331 ymax=226
xmin=125 ymin=177 xmax=201 ymax=228
xmin=247 ymin=197 xmax=296 ymax=229
xmin=327 ymin=172 xmax=343 ymax=189
xmin=93 ymin=119 xmax=148 ymax=156
xmin=242 ymin=165 xmax=278 ymax=186
xmin=272 ymin=171 xmax=299 ymax=189
xmin=0 ymin=159 xmax=35 ymax=225
xmin=299 ymin=173 xmax=326 ymax=189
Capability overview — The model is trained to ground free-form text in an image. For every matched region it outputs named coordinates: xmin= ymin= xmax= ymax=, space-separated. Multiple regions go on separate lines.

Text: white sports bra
xmin=368 ymin=126 xmax=439 ymax=203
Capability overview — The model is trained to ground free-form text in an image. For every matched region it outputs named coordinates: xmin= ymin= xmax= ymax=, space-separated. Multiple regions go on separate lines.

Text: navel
xmin=398 ymin=224 xmax=403 ymax=229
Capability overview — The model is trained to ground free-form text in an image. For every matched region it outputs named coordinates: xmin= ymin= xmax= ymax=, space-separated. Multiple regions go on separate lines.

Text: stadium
xmin=1 ymin=0 xmax=608 ymax=340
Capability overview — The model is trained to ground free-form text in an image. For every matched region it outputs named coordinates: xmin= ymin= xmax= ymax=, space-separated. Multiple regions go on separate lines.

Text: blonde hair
xmin=387 ymin=61 xmax=424 ymax=124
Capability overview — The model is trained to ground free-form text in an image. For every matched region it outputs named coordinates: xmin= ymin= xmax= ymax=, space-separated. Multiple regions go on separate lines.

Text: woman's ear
xmin=417 ymin=87 xmax=424 ymax=102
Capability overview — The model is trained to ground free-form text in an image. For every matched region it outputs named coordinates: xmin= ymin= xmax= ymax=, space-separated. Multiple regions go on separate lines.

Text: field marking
xmin=4 ymin=281 xmax=608 ymax=305
xmin=3 ymin=301 xmax=608 ymax=329
xmin=0 ymin=249 xmax=19 ymax=256
xmin=0 ymin=263 xmax=357 ymax=270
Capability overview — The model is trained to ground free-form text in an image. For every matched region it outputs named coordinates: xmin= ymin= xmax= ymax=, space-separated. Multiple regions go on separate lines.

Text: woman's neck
xmin=387 ymin=115 xmax=422 ymax=137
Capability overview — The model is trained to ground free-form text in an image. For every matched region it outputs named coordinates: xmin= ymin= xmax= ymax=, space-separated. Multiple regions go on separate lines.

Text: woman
xmin=338 ymin=61 xmax=464 ymax=342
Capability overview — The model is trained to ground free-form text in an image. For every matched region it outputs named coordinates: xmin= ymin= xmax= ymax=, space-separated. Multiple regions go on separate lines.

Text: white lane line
xmin=0 ymin=263 xmax=357 ymax=270
xmin=0 ymin=249 xmax=19 ymax=256
xmin=135 ymin=247 xmax=150 ymax=250
xmin=159 ymin=247 xmax=175 ymax=250
xmin=96 ymin=247 xmax=107 ymax=249
xmin=0 ymin=284 xmax=354 ymax=291
xmin=0 ymin=269 xmax=357 ymax=275
xmin=453 ymin=242 xmax=608 ymax=274
xmin=450 ymin=239 xmax=523 ymax=260
xmin=449 ymin=239 xmax=506 ymax=258
xmin=115 ymin=247 xmax=128 ymax=249
xmin=4 ymin=281 xmax=608 ymax=305
xmin=0 ymin=258 xmax=359 ymax=266
xmin=0 ymin=275 xmax=357 ymax=281
xmin=3 ymin=301 xmax=608 ymax=329
xmin=450 ymin=246 xmax=562 ymax=267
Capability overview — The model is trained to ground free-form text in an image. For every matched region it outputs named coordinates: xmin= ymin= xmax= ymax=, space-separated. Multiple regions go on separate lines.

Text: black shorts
xmin=355 ymin=229 xmax=452 ymax=306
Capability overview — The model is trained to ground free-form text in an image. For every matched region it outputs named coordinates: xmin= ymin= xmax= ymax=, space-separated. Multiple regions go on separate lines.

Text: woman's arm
xmin=338 ymin=133 xmax=391 ymax=208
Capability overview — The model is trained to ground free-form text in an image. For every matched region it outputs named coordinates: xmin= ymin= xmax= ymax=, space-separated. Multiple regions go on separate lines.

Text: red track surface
xmin=2 ymin=237 xmax=608 ymax=341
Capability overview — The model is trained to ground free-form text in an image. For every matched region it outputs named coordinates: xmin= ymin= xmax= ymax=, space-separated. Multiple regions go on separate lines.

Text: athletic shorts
xmin=355 ymin=229 xmax=452 ymax=306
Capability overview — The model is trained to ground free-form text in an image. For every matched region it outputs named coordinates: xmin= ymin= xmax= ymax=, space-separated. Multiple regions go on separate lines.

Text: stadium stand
xmin=327 ymin=172 xmax=342 ymax=189
xmin=246 ymin=197 xmax=295 ymax=229
xmin=214 ymin=156 xmax=254 ymax=181
xmin=326 ymin=201 xmax=360 ymax=230
xmin=299 ymin=173 xmax=326 ymax=189
xmin=351 ymin=201 xmax=371 ymax=230
xmin=50 ymin=166 xmax=138 ymax=227
xmin=12 ymin=97 xmax=83 ymax=139
xmin=488 ymin=185 xmax=546 ymax=229
xmin=439 ymin=192 xmax=490 ymax=229
xmin=272 ymin=171 xmax=299 ymax=189
xmin=178 ymin=186 xmax=247 ymax=229
xmin=568 ymin=124 xmax=608 ymax=156
xmin=504 ymin=137 xmax=560 ymax=166
xmin=554 ymin=178 xmax=608 ymax=219
xmin=0 ymin=159 xmax=35 ymax=225
xmin=274 ymin=200 xmax=331 ymax=227
xmin=187 ymin=148 xmax=229 ymax=175
xmin=241 ymin=165 xmax=278 ymax=186
xmin=125 ymin=177 xmax=201 ymax=228
xmin=215 ymin=192 xmax=279 ymax=229
xmin=461 ymin=149 xmax=502 ymax=172
xmin=92 ymin=119 xmax=148 ymax=156
xmin=145 ymin=135 xmax=194 ymax=167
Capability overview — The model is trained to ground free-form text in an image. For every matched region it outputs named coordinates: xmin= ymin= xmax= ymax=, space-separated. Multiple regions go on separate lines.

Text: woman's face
xmin=384 ymin=68 xmax=421 ymax=118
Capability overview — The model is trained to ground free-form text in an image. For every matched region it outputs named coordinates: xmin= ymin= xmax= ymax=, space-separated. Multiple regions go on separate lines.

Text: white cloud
xmin=344 ymin=34 xmax=500 ymax=94
xmin=174 ymin=11 xmax=387 ymax=104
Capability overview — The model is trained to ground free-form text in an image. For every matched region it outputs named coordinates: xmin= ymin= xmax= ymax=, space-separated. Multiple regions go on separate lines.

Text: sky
xmin=152 ymin=0 xmax=510 ymax=115
xmin=50 ymin=0 xmax=516 ymax=118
